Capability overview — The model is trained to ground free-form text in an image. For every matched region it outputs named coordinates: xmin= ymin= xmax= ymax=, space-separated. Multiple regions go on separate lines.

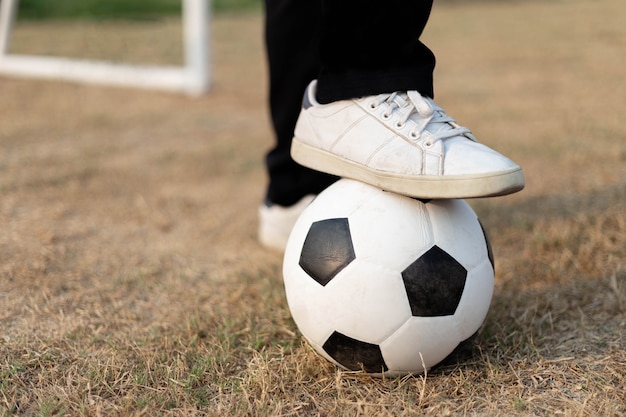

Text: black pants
xmin=264 ymin=0 xmax=436 ymax=206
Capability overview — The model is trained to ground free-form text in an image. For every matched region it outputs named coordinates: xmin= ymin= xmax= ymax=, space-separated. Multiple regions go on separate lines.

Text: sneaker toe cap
xmin=443 ymin=138 xmax=520 ymax=176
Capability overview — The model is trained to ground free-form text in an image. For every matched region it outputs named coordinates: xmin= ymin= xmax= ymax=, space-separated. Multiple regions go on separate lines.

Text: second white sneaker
xmin=258 ymin=195 xmax=315 ymax=252
xmin=291 ymin=80 xmax=524 ymax=199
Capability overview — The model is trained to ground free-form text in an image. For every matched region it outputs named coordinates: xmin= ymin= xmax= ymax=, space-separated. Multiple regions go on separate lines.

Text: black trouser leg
xmin=316 ymin=0 xmax=435 ymax=103
xmin=263 ymin=0 xmax=338 ymax=207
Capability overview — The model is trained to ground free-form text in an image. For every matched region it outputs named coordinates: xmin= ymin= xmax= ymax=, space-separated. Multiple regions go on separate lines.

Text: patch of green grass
xmin=512 ymin=396 xmax=527 ymax=413
xmin=38 ymin=397 xmax=68 ymax=417
xmin=213 ymin=0 xmax=261 ymax=13
xmin=17 ymin=0 xmax=181 ymax=20
xmin=17 ymin=0 xmax=261 ymax=20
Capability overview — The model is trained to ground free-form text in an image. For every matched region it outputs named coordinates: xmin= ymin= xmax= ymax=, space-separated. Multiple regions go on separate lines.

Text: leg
xmin=263 ymin=0 xmax=337 ymax=207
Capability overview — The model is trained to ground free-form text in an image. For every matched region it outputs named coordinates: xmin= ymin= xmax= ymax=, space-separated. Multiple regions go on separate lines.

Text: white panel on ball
xmin=380 ymin=315 xmax=461 ymax=375
xmin=453 ymin=259 xmax=495 ymax=341
xmin=323 ymin=261 xmax=412 ymax=344
xmin=347 ymin=188 xmax=434 ymax=271
xmin=427 ymin=199 xmax=489 ymax=270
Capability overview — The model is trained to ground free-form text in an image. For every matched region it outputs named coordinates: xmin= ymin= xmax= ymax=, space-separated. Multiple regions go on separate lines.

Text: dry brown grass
xmin=1 ymin=0 xmax=625 ymax=415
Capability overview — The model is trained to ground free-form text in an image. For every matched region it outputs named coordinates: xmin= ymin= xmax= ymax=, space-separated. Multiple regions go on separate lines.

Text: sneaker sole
xmin=291 ymin=139 xmax=525 ymax=199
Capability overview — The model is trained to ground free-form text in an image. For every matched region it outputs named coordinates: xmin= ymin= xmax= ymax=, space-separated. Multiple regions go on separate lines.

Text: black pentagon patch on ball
xmin=323 ymin=331 xmax=388 ymax=373
xmin=401 ymin=245 xmax=467 ymax=316
xmin=299 ymin=218 xmax=356 ymax=286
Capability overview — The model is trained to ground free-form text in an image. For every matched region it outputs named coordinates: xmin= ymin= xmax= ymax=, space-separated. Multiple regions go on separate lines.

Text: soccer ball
xmin=282 ymin=179 xmax=494 ymax=377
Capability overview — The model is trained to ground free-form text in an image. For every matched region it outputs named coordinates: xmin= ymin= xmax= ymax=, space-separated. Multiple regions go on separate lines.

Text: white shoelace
xmin=369 ymin=91 xmax=474 ymax=143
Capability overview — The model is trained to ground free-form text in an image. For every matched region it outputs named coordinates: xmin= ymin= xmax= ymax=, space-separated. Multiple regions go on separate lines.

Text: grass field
xmin=16 ymin=0 xmax=260 ymax=19
xmin=1 ymin=0 xmax=625 ymax=415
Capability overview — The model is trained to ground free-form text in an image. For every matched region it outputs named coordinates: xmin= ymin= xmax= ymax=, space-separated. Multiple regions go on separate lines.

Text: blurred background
xmin=1 ymin=0 xmax=624 ymax=415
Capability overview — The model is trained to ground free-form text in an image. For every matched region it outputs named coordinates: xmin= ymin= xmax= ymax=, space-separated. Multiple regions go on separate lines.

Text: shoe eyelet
xmin=409 ymin=131 xmax=419 ymax=139
xmin=382 ymin=112 xmax=391 ymax=120
xmin=369 ymin=101 xmax=379 ymax=110
xmin=424 ymin=140 xmax=433 ymax=148
xmin=395 ymin=121 xmax=405 ymax=129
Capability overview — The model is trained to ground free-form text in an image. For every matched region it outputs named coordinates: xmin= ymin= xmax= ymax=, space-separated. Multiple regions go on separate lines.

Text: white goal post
xmin=0 ymin=0 xmax=211 ymax=95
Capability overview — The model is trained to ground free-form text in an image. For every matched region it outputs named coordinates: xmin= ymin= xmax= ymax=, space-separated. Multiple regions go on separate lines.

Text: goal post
xmin=0 ymin=0 xmax=211 ymax=95
xmin=0 ymin=0 xmax=17 ymax=55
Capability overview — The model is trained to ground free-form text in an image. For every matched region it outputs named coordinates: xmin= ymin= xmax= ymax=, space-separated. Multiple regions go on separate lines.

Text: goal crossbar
xmin=0 ymin=0 xmax=211 ymax=95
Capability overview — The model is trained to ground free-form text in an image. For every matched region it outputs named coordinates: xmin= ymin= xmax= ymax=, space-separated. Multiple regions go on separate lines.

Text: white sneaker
xmin=258 ymin=195 xmax=315 ymax=252
xmin=291 ymin=80 xmax=524 ymax=199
